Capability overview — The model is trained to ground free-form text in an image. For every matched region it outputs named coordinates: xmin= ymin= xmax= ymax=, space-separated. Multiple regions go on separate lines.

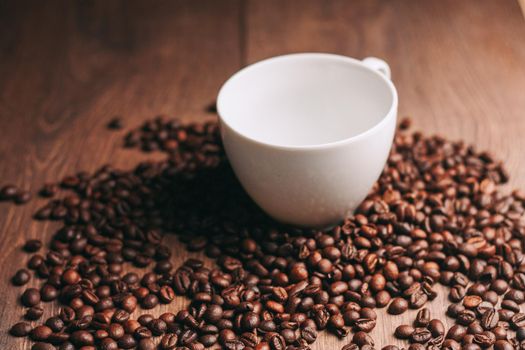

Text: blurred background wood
xmin=0 ymin=1 xmax=524 ymax=348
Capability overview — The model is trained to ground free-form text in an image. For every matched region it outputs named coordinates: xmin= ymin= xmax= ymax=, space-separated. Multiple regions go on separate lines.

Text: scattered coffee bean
xmin=10 ymin=321 xmax=32 ymax=337
xmin=4 ymin=117 xmax=525 ymax=350
xmin=12 ymin=268 xmax=30 ymax=285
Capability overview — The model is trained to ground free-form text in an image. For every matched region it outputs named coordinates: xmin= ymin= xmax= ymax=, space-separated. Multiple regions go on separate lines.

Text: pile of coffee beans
xmin=6 ymin=115 xmax=525 ymax=350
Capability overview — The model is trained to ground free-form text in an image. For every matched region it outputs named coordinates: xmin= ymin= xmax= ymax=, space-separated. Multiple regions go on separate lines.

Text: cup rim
xmin=217 ymin=52 xmax=398 ymax=151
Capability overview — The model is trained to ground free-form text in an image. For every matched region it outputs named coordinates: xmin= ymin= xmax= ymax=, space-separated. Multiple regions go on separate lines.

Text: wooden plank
xmin=245 ymin=0 xmax=525 ymax=348
xmin=0 ymin=1 xmax=241 ymax=348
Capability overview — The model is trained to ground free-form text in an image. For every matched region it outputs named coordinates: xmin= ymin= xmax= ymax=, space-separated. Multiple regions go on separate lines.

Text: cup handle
xmin=362 ymin=57 xmax=391 ymax=80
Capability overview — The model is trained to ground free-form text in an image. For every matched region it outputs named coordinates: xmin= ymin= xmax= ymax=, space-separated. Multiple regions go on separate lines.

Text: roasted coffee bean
xmin=118 ymin=334 xmax=137 ymax=349
xmin=138 ymin=338 xmax=156 ymax=350
xmin=414 ymin=308 xmax=430 ymax=327
xmin=446 ymin=325 xmax=467 ymax=341
xmin=301 ymin=327 xmax=317 ymax=344
xmin=394 ymin=325 xmax=415 ymax=339
xmin=0 ymin=184 xmax=18 ymax=200
xmin=388 ymin=297 xmax=408 ymax=315
xmin=46 ymin=316 xmax=65 ymax=332
xmin=494 ymin=340 xmax=514 ymax=350
xmin=411 ymin=328 xmax=432 ymax=344
xmin=480 ymin=308 xmax=499 ymax=330
xmin=160 ymin=333 xmax=178 ymax=349
xmin=511 ymin=313 xmax=525 ymax=328
xmin=30 ymin=325 xmax=52 ymax=341
xmin=25 ymin=305 xmax=44 ymax=320
xmin=10 ymin=321 xmax=32 ymax=337
xmin=5 ymin=119 xmax=525 ymax=350
xmin=473 ymin=331 xmax=496 ymax=348
xmin=32 ymin=342 xmax=55 ymax=350
xmin=464 ymin=295 xmax=483 ymax=308
xmin=353 ymin=318 xmax=376 ymax=332
xmin=457 ymin=309 xmax=477 ymax=325
xmin=21 ymin=288 xmax=41 ymax=307
xmin=148 ymin=318 xmax=167 ymax=335
xmin=352 ymin=331 xmax=374 ymax=346
xmin=12 ymin=268 xmax=31 ymax=286
xmin=428 ymin=319 xmax=445 ymax=337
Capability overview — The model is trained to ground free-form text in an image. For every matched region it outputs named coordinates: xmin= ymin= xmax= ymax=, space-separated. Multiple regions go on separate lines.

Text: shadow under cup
xmin=217 ymin=53 xmax=398 ymax=228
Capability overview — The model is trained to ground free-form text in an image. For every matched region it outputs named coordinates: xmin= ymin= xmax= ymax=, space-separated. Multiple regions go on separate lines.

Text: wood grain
xmin=0 ymin=1 xmax=524 ymax=349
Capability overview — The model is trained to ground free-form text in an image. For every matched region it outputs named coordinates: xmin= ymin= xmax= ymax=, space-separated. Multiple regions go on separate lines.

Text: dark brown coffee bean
xmin=30 ymin=325 xmax=53 ymax=341
xmin=41 ymin=284 xmax=59 ymax=301
xmin=45 ymin=316 xmax=65 ymax=332
xmin=71 ymin=330 xmax=94 ymax=346
xmin=493 ymin=340 xmax=514 ymax=350
xmin=301 ymin=327 xmax=317 ymax=344
xmin=388 ymin=297 xmax=408 ymax=315
xmin=480 ymin=308 xmax=499 ymax=330
xmin=457 ymin=309 xmax=477 ymax=325
xmin=354 ymin=318 xmax=376 ymax=332
xmin=428 ymin=319 xmax=445 ymax=337
xmin=12 ymin=268 xmax=31 ymax=286
xmin=24 ymin=239 xmax=43 ymax=252
xmin=0 ymin=184 xmax=18 ymax=200
xmin=148 ymin=318 xmax=167 ymax=335
xmin=411 ymin=327 xmax=432 ymax=343
xmin=141 ymin=294 xmax=159 ymax=309
xmin=395 ymin=325 xmax=415 ymax=339
xmin=352 ymin=331 xmax=374 ymax=346
xmin=473 ymin=331 xmax=495 ymax=348
xmin=118 ymin=334 xmax=137 ymax=349
xmin=137 ymin=338 xmax=156 ymax=350
xmin=511 ymin=313 xmax=525 ymax=328
xmin=10 ymin=321 xmax=32 ymax=337
xmin=446 ymin=325 xmax=466 ymax=341
xmin=414 ymin=308 xmax=430 ymax=327
xmin=32 ymin=342 xmax=55 ymax=350
xmin=21 ymin=288 xmax=41 ymax=306
xmin=160 ymin=333 xmax=178 ymax=349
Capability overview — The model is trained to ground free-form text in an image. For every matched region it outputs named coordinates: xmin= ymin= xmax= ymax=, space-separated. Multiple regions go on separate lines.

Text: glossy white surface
xmin=217 ymin=53 xmax=398 ymax=228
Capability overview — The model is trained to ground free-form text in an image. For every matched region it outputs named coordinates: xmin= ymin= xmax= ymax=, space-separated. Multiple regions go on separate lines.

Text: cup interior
xmin=217 ymin=53 xmax=396 ymax=148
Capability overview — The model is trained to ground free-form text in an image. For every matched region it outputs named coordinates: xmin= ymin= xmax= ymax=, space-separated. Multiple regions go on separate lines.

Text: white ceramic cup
xmin=217 ymin=53 xmax=398 ymax=228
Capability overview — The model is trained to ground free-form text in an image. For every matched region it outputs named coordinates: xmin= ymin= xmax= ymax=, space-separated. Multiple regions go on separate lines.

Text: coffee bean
xmin=118 ymin=334 xmax=137 ymax=349
xmin=32 ymin=342 xmax=55 ymax=350
xmin=394 ymin=325 xmax=415 ymax=339
xmin=21 ymin=288 xmax=41 ymax=306
xmin=464 ymin=295 xmax=483 ymax=308
xmin=0 ymin=184 xmax=18 ymax=200
xmin=388 ymin=297 xmax=408 ymax=315
xmin=512 ymin=313 xmax=525 ymax=328
xmin=138 ymin=338 xmax=156 ymax=350
xmin=473 ymin=331 xmax=495 ymax=348
xmin=46 ymin=316 xmax=65 ymax=332
xmin=10 ymin=321 xmax=32 ymax=337
xmin=12 ymin=268 xmax=30 ymax=286
xmin=71 ymin=330 xmax=94 ymax=346
xmin=411 ymin=327 xmax=432 ymax=344
xmin=428 ymin=319 xmax=445 ymax=337
xmin=6 ymin=119 xmax=525 ymax=350
xmin=30 ymin=325 xmax=52 ymax=341
xmin=148 ymin=318 xmax=167 ymax=335
xmin=480 ymin=308 xmax=499 ymax=330
xmin=494 ymin=340 xmax=514 ymax=350
xmin=352 ymin=331 xmax=374 ymax=346
xmin=414 ymin=308 xmax=430 ymax=327
xmin=160 ymin=333 xmax=178 ymax=349
xmin=353 ymin=318 xmax=376 ymax=332
xmin=446 ymin=325 xmax=467 ymax=341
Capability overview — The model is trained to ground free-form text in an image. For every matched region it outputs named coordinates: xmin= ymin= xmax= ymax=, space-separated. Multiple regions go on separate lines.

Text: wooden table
xmin=1 ymin=1 xmax=524 ymax=349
